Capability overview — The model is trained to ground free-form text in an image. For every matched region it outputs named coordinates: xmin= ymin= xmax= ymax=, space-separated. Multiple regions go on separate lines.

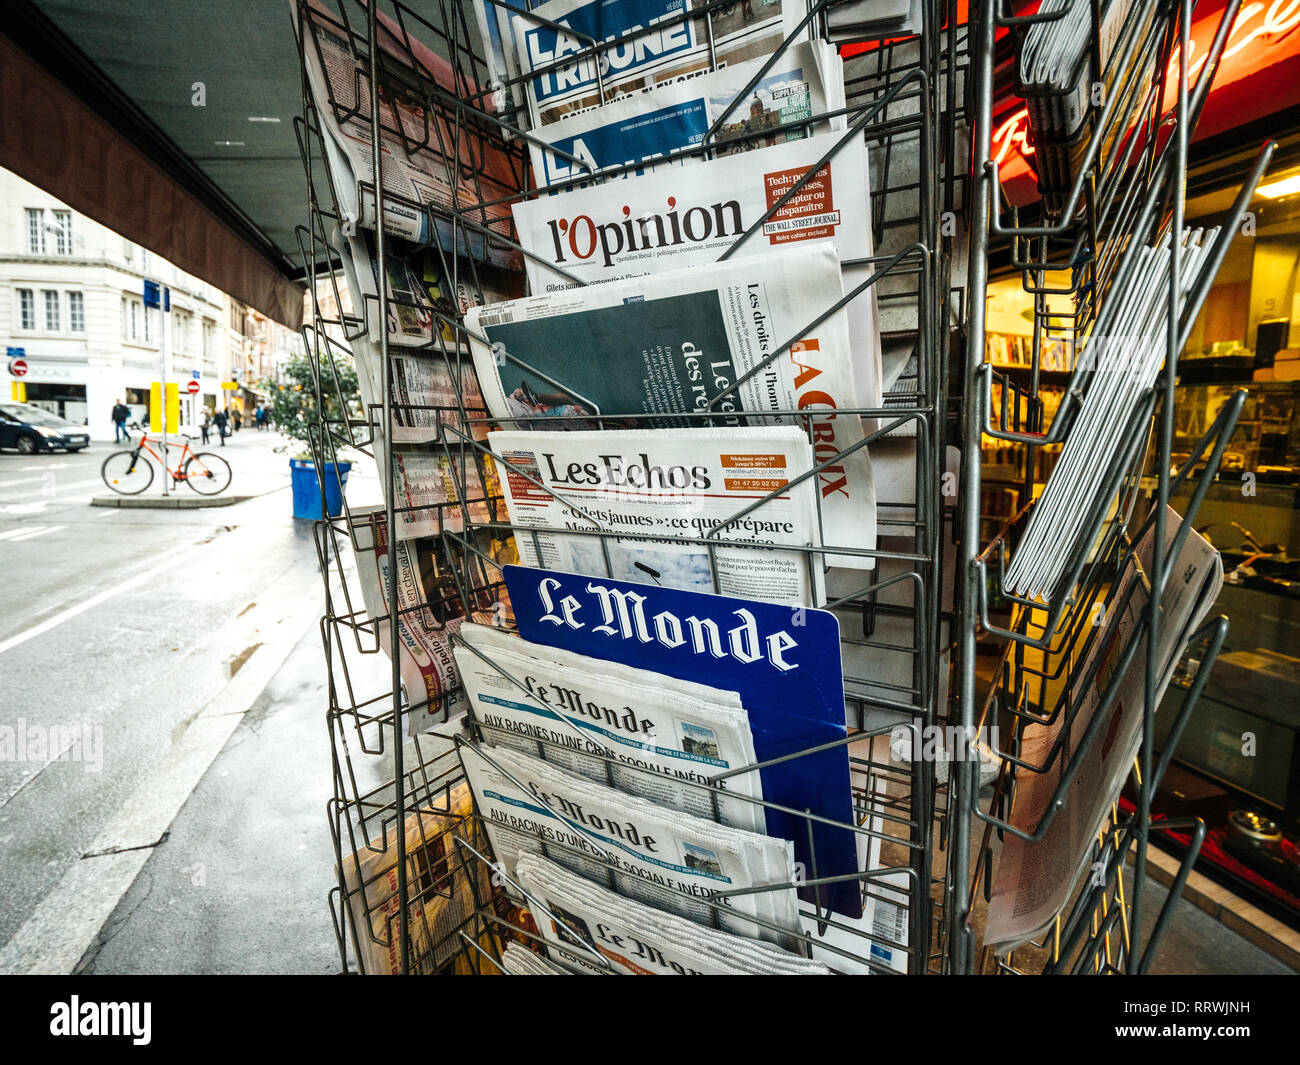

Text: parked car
xmin=0 ymin=402 xmax=91 ymax=454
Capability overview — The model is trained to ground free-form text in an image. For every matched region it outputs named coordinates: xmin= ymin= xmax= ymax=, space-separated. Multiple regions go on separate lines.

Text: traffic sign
xmin=8 ymin=358 xmax=28 ymax=378
xmin=6 ymin=346 xmax=24 ymax=359
xmin=186 ymin=379 xmax=201 ymax=395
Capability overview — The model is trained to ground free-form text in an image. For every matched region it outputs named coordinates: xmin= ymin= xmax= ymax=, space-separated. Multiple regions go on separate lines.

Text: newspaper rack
xmin=957 ymin=0 xmax=1280 ymax=974
xmin=292 ymin=0 xmax=962 ymax=974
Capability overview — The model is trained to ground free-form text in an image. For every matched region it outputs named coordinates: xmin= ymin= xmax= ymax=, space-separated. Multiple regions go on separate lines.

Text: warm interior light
xmin=1257 ymin=174 xmax=1300 ymax=199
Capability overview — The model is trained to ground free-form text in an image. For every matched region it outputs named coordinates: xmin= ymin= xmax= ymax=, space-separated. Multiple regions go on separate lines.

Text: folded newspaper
xmin=454 ymin=622 xmax=765 ymax=833
xmin=985 ymin=509 xmax=1224 ymax=954
xmin=511 ymin=0 xmax=803 ymax=128
xmin=466 ymin=244 xmax=877 ymax=569
xmin=295 ymin=0 xmax=518 ymax=263
xmin=528 ymin=40 xmax=845 ymax=188
xmin=488 ymin=425 xmax=827 ymax=605
xmin=460 ymin=742 xmax=802 ymax=949
xmin=338 ymin=782 xmax=488 ymax=974
xmin=499 ymin=940 xmax=572 ymax=975
xmin=516 ymin=852 xmax=829 ymax=974
xmin=352 ymin=507 xmax=475 ymax=735
xmin=512 ymin=130 xmax=882 ymax=404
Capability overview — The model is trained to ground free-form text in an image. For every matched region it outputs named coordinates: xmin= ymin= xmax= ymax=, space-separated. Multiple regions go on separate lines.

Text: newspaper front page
xmin=512 ymin=131 xmax=881 ymax=404
xmin=984 ymin=509 xmax=1224 ymax=953
xmin=455 ymin=622 xmax=765 ymax=833
xmin=466 ymin=244 xmax=876 ymax=570
xmin=516 ymin=852 xmax=829 ymax=973
xmin=296 ymin=0 xmax=517 ymax=257
xmin=512 ymin=0 xmax=801 ymax=128
xmin=461 ymin=743 xmax=802 ymax=949
xmin=488 ymin=425 xmax=826 ymax=605
xmin=528 ymin=40 xmax=844 ymax=189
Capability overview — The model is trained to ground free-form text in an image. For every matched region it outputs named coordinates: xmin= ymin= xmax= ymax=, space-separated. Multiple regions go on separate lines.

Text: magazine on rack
xmin=295 ymin=0 xmax=518 ymax=264
xmin=516 ymin=852 xmax=830 ymax=974
xmin=466 ymin=244 xmax=876 ymax=569
xmin=488 ymin=425 xmax=827 ymax=606
xmin=352 ymin=506 xmax=469 ymax=734
xmin=351 ymin=510 xmax=515 ymax=734
xmin=985 ymin=509 xmax=1224 ymax=954
xmin=511 ymin=0 xmax=802 ymax=128
xmin=459 ymin=743 xmax=803 ymax=949
xmin=371 ymin=448 xmax=496 ymax=540
xmin=528 ymin=40 xmax=844 ymax=188
xmin=338 ymin=782 xmax=488 ymax=973
xmin=352 ymin=341 xmax=488 ymax=446
xmin=454 ymin=622 xmax=765 ymax=833
xmin=512 ymin=130 xmax=882 ymax=403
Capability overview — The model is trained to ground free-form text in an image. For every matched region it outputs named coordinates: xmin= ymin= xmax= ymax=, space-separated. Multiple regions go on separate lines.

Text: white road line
xmin=0 ymin=559 xmax=321 ymax=974
xmin=0 ymin=543 xmax=199 ymax=657
xmin=0 ymin=525 xmax=46 ymax=541
xmin=6 ymin=525 xmax=64 ymax=542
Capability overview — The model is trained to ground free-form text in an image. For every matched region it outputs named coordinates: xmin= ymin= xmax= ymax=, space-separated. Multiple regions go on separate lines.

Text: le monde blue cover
xmin=503 ymin=565 xmax=861 ymax=920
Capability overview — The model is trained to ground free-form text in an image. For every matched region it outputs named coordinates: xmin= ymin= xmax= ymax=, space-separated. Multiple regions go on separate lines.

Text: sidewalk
xmin=92 ymin=427 xmax=296 ymax=507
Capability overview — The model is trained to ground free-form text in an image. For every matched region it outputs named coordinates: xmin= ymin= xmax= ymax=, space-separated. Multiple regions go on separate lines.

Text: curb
xmin=91 ymin=494 xmax=251 ymax=509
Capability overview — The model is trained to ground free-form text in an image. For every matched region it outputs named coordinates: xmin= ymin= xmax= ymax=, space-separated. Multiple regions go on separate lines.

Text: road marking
xmin=0 ymin=558 xmax=321 ymax=974
xmin=5 ymin=525 xmax=64 ymax=543
xmin=0 ymin=525 xmax=46 ymax=541
xmin=0 ymin=543 xmax=199 ymax=657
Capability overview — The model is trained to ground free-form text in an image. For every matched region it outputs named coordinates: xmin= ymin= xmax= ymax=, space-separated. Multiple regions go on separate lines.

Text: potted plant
xmin=264 ymin=350 xmax=360 ymax=520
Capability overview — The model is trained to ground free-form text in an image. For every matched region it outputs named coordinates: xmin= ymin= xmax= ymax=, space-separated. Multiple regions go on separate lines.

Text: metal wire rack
xmin=955 ymin=0 xmax=1279 ymax=974
xmin=288 ymin=0 xmax=967 ymax=974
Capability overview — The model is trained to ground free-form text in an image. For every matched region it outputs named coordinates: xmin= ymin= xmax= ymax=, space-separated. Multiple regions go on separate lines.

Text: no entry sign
xmin=8 ymin=358 xmax=28 ymax=378
xmin=186 ymin=379 xmax=201 ymax=394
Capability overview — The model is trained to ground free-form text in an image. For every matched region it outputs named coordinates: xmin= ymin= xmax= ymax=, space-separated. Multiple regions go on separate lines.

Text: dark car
xmin=0 ymin=402 xmax=91 ymax=454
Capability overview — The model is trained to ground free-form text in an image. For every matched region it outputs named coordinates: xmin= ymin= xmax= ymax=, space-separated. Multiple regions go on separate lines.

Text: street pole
xmin=160 ymin=284 xmax=170 ymax=498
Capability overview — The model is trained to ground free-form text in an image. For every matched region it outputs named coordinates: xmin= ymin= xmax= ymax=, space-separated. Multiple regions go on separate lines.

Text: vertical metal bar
xmin=366 ymin=3 xmax=409 ymax=977
xmin=952 ymin=0 xmax=996 ymax=975
xmin=1131 ymin=0 xmax=1188 ymax=974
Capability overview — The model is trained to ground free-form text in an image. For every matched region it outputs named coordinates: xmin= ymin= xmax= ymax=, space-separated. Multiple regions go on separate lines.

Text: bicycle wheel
xmin=182 ymin=452 xmax=232 ymax=495
xmin=101 ymin=450 xmax=154 ymax=495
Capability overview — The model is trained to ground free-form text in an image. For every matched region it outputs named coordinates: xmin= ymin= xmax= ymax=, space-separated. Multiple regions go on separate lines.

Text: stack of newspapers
xmin=464 ymin=0 xmax=884 ymax=608
xmin=1015 ymin=0 xmax=1151 ymax=212
xmin=453 ymin=622 xmax=839 ymax=972
xmin=454 ymin=629 xmax=842 ymax=972
xmin=1004 ymin=228 xmax=1219 ymax=604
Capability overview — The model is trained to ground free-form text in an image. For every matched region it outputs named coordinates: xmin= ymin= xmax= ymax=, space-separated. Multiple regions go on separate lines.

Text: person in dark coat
xmin=213 ymin=408 xmax=229 ymax=446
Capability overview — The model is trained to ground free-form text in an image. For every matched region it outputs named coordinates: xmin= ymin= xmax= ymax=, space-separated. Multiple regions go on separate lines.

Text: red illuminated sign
xmin=989 ymin=0 xmax=1300 ymax=194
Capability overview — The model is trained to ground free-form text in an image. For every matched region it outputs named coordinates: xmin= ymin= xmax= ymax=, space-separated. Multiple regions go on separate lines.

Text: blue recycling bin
xmin=290 ymin=459 xmax=352 ymax=520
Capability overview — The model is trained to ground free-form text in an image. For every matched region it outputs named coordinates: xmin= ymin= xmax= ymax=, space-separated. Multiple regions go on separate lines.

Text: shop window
xmin=18 ymin=288 xmax=35 ymax=331
xmin=68 ymin=292 xmax=85 ymax=333
xmin=42 ymin=290 xmax=59 ymax=331
xmin=25 ymin=208 xmax=44 ymax=254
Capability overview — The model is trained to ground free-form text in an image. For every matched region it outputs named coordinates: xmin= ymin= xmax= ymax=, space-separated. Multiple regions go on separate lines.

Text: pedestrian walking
xmin=256 ymin=406 xmax=268 ymax=431
xmin=214 ymin=408 xmax=229 ymax=446
xmin=111 ymin=399 xmax=130 ymax=443
xmin=233 ymin=409 xmax=243 ymax=433
xmin=200 ymin=407 xmax=212 ymax=445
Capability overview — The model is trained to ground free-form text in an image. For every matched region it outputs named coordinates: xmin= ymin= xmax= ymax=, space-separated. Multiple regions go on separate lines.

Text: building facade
xmin=0 ymin=169 xmax=296 ymax=441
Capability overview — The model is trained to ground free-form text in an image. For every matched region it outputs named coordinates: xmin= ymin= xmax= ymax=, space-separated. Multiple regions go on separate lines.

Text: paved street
xmin=0 ymin=427 xmax=348 ymax=973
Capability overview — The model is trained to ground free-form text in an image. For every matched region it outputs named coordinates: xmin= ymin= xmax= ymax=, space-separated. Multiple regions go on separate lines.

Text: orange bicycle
xmin=101 ymin=422 xmax=233 ymax=496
